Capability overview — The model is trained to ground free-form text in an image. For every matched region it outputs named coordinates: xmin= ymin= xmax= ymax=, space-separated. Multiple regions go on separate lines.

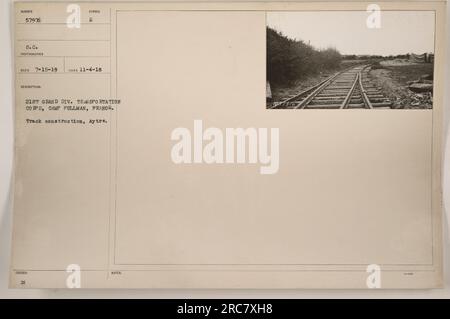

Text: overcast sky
xmin=267 ymin=11 xmax=435 ymax=56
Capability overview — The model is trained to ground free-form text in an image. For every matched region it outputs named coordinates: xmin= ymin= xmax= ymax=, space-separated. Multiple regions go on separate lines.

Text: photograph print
xmin=266 ymin=11 xmax=435 ymax=109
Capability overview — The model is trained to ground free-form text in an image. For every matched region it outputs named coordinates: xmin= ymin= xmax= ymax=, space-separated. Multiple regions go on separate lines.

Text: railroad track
xmin=271 ymin=65 xmax=392 ymax=109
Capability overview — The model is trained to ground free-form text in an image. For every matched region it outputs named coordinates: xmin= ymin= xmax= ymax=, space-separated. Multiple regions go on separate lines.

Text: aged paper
xmin=10 ymin=1 xmax=445 ymax=288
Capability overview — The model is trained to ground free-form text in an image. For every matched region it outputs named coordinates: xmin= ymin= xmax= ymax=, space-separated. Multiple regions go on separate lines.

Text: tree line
xmin=267 ymin=27 xmax=342 ymax=87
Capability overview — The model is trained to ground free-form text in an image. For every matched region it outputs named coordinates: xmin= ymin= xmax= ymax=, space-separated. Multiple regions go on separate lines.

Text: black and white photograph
xmin=1 ymin=0 xmax=449 ymax=299
xmin=266 ymin=11 xmax=435 ymax=109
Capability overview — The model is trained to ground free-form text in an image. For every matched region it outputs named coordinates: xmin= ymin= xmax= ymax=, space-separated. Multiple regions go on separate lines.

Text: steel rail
xmin=339 ymin=73 xmax=359 ymax=109
xmin=296 ymin=72 xmax=342 ymax=109
xmin=270 ymin=70 xmax=342 ymax=109
xmin=271 ymin=64 xmax=391 ymax=109
xmin=358 ymin=66 xmax=373 ymax=109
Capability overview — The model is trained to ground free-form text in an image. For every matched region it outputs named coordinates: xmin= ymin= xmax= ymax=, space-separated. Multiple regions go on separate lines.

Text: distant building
xmin=409 ymin=53 xmax=434 ymax=63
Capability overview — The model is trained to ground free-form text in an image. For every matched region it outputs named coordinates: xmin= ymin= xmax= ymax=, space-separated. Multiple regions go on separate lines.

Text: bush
xmin=370 ymin=61 xmax=383 ymax=69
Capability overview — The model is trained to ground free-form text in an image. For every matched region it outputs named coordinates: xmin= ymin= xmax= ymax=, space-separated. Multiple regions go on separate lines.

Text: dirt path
xmin=369 ymin=61 xmax=433 ymax=109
